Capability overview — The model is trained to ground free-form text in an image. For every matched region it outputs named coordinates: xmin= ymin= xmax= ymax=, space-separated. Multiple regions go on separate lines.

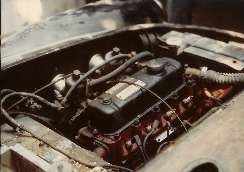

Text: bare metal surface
xmin=161 ymin=31 xmax=244 ymax=70
xmin=1 ymin=117 xmax=106 ymax=172
xmin=2 ymin=22 xmax=244 ymax=71
xmin=192 ymin=37 xmax=244 ymax=61
xmin=184 ymin=47 xmax=244 ymax=71
xmin=1 ymin=144 xmax=50 ymax=172
xmin=140 ymin=90 xmax=244 ymax=172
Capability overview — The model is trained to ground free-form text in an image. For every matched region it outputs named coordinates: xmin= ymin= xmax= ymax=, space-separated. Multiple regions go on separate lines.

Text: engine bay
xmin=1 ymin=25 xmax=244 ymax=171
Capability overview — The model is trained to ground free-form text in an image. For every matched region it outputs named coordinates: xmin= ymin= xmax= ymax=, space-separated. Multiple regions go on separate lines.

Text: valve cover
xmin=87 ymin=57 xmax=183 ymax=133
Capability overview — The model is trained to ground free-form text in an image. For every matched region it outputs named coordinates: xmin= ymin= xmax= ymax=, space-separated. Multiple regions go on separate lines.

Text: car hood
xmin=1 ymin=0 xmax=164 ymax=70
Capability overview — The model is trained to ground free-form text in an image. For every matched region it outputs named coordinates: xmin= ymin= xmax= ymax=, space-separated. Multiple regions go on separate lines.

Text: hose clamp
xmin=201 ymin=67 xmax=208 ymax=74
xmin=200 ymin=67 xmax=208 ymax=79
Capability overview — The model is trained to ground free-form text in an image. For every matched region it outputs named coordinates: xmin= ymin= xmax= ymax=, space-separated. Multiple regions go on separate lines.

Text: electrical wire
xmin=1 ymin=89 xmax=15 ymax=95
xmin=9 ymin=111 xmax=51 ymax=122
xmin=1 ymin=92 xmax=133 ymax=172
xmin=142 ymin=129 xmax=154 ymax=160
xmin=8 ymin=111 xmax=57 ymax=132
xmin=2 ymin=54 xmax=137 ymax=171
xmin=134 ymin=135 xmax=148 ymax=163
xmin=2 ymin=51 xmax=179 ymax=171
xmin=62 ymin=54 xmax=132 ymax=104
xmin=116 ymin=80 xmax=188 ymax=133
xmin=142 ymin=120 xmax=160 ymax=160
xmin=88 ymin=51 xmax=154 ymax=87
xmin=1 ymin=92 xmax=63 ymax=130
xmin=6 ymin=73 xmax=72 ymax=111
xmin=156 ymin=141 xmax=175 ymax=154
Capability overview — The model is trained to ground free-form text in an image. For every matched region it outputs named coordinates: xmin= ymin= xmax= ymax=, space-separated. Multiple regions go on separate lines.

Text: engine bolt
xmin=182 ymin=96 xmax=193 ymax=105
xmin=165 ymin=110 xmax=175 ymax=117
xmin=112 ymin=47 xmax=120 ymax=54
xmin=92 ymin=129 xmax=98 ymax=135
xmin=72 ymin=70 xmax=81 ymax=80
xmin=102 ymin=97 xmax=112 ymax=105
xmin=125 ymin=140 xmax=133 ymax=150
xmin=146 ymin=125 xmax=152 ymax=133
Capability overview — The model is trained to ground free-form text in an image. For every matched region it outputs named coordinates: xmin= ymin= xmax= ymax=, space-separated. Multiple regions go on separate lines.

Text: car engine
xmin=1 ymin=26 xmax=244 ymax=172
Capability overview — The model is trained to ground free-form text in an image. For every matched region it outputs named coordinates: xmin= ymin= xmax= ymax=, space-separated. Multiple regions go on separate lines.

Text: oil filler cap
xmin=102 ymin=97 xmax=112 ymax=105
xmin=146 ymin=59 xmax=165 ymax=74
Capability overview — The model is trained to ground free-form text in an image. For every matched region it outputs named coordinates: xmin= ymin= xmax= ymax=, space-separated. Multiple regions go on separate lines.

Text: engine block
xmin=88 ymin=57 xmax=183 ymax=133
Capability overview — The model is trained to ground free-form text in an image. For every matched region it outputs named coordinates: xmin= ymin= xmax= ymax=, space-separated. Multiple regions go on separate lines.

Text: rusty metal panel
xmin=1 ymin=117 xmax=106 ymax=172
xmin=184 ymin=46 xmax=244 ymax=71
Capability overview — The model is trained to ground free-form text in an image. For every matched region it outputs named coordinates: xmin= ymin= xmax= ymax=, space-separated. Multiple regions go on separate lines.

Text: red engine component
xmin=76 ymin=84 xmax=232 ymax=168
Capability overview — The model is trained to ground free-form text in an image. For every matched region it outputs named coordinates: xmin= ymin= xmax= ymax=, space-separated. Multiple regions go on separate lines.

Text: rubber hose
xmin=185 ymin=67 xmax=244 ymax=84
xmin=1 ymin=92 xmax=63 ymax=130
xmin=143 ymin=129 xmax=154 ymax=161
xmin=62 ymin=54 xmax=131 ymax=104
xmin=1 ymin=89 xmax=15 ymax=95
xmin=89 ymin=51 xmax=154 ymax=86
xmin=7 ymin=73 xmax=72 ymax=111
xmin=142 ymin=120 xmax=160 ymax=160
xmin=1 ymin=93 xmax=132 ymax=172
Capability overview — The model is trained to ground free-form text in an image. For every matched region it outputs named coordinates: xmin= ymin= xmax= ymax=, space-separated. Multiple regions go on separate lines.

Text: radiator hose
xmin=185 ymin=67 xmax=244 ymax=84
xmin=62 ymin=51 xmax=153 ymax=104
xmin=89 ymin=51 xmax=154 ymax=86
